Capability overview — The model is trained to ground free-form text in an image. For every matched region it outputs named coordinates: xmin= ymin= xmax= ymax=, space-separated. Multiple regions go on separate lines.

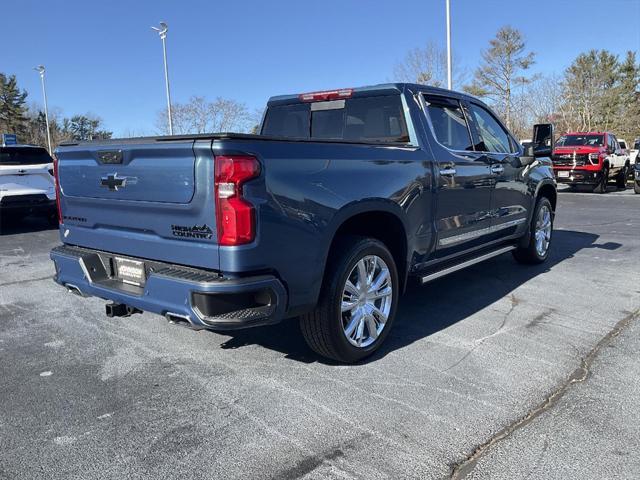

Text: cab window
xmin=468 ymin=103 xmax=513 ymax=154
xmin=423 ymin=95 xmax=474 ymax=151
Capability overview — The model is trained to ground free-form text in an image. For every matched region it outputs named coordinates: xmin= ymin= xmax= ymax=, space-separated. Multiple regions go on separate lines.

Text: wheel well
xmin=328 ymin=211 xmax=408 ymax=289
xmin=538 ymin=184 xmax=557 ymax=212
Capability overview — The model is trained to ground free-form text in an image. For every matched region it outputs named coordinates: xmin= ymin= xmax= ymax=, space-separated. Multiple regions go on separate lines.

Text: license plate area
xmin=114 ymin=257 xmax=146 ymax=286
xmin=558 ymin=171 xmax=570 ymax=178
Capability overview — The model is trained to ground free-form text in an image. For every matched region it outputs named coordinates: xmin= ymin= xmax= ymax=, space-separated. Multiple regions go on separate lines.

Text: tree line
xmin=0 ymin=73 xmax=113 ymax=149
xmin=394 ymin=26 xmax=640 ymax=141
xmin=3 ymin=29 xmax=638 ymax=148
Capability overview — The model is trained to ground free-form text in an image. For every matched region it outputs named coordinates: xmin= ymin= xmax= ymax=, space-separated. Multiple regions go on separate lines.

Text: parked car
xmin=0 ymin=144 xmax=57 ymax=225
xmin=552 ymin=132 xmax=630 ymax=192
xmin=50 ymin=83 xmax=557 ymax=363
xmin=630 ymin=138 xmax=640 ymax=165
xmin=634 ymin=162 xmax=640 ymax=194
xmin=618 ymin=139 xmax=629 ymax=154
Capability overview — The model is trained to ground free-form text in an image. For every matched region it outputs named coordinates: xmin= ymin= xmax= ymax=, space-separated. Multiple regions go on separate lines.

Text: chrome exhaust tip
xmin=65 ymin=283 xmax=86 ymax=297
xmin=165 ymin=312 xmax=202 ymax=331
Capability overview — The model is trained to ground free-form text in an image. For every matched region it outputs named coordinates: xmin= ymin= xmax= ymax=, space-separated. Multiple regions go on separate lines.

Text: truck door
xmin=421 ymin=94 xmax=494 ymax=257
xmin=465 ymin=101 xmax=530 ymax=239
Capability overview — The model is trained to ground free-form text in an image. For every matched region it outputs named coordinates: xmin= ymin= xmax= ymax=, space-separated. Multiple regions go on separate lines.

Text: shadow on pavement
xmin=217 ymin=229 xmax=607 ymax=363
xmin=558 ymin=184 xmax=630 ymax=194
xmin=0 ymin=213 xmax=57 ymax=236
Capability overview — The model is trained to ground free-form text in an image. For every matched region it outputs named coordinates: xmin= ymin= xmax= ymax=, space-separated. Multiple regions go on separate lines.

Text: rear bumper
xmin=50 ymin=245 xmax=287 ymax=330
xmin=0 ymin=198 xmax=55 ymax=214
xmin=554 ymin=169 xmax=603 ymax=185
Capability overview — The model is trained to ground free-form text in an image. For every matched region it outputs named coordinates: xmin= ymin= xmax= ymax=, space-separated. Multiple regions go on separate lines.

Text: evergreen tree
xmin=0 ymin=73 xmax=29 ymax=137
xmin=615 ymin=51 xmax=640 ymax=139
xmin=464 ymin=26 xmax=536 ymax=130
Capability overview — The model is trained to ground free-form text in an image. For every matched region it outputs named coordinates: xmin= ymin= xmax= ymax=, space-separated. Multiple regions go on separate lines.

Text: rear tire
xmin=300 ymin=236 xmax=399 ymax=363
xmin=47 ymin=211 xmax=59 ymax=226
xmin=513 ymin=197 xmax=553 ymax=265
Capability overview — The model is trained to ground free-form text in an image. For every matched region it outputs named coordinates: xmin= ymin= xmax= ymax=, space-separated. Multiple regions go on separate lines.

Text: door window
xmin=423 ymin=95 xmax=474 ymax=151
xmin=468 ymin=104 xmax=513 ymax=154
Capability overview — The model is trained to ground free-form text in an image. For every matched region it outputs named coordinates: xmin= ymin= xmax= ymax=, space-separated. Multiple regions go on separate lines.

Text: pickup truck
xmin=0 ymin=144 xmax=57 ymax=227
xmin=50 ymin=84 xmax=557 ymax=363
xmin=552 ymin=131 xmax=630 ymax=192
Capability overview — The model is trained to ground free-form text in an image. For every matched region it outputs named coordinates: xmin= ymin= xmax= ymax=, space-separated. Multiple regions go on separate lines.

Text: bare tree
xmin=465 ymin=26 xmax=535 ymax=129
xmin=156 ymin=96 xmax=252 ymax=135
xmin=393 ymin=42 xmax=449 ymax=87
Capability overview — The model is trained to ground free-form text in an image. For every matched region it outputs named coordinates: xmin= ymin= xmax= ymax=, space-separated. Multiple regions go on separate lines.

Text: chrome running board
xmin=420 ymin=245 xmax=516 ymax=284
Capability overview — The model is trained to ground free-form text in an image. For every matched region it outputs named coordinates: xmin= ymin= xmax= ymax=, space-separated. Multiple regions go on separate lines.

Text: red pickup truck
xmin=552 ymin=132 xmax=630 ymax=193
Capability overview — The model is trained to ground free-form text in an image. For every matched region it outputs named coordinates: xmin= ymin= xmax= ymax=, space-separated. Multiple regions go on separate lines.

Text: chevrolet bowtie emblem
xmin=100 ymin=173 xmax=137 ymax=191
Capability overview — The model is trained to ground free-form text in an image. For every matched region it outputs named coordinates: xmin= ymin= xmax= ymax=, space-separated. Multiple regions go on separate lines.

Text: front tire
xmin=513 ymin=197 xmax=554 ymax=265
xmin=300 ymin=236 xmax=399 ymax=363
xmin=616 ymin=165 xmax=628 ymax=189
xmin=593 ymin=167 xmax=609 ymax=193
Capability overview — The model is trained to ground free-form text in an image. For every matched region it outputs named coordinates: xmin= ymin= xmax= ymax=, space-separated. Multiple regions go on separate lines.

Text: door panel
xmin=466 ymin=102 xmax=530 ymax=238
xmin=420 ymin=94 xmax=494 ymax=257
xmin=434 ymin=152 xmax=494 ymax=254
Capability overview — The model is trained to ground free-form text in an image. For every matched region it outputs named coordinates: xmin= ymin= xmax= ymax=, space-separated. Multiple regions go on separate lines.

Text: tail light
xmin=298 ymin=88 xmax=353 ymax=102
xmin=214 ymin=155 xmax=260 ymax=246
xmin=53 ymin=156 xmax=62 ymax=224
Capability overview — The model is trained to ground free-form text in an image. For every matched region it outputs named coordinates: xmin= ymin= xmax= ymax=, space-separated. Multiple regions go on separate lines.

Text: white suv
xmin=0 ymin=145 xmax=57 ymax=226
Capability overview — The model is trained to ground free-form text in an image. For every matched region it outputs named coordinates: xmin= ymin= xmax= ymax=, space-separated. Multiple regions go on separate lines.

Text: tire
xmin=634 ymin=181 xmax=640 ymax=194
xmin=300 ymin=236 xmax=399 ymax=363
xmin=513 ymin=197 xmax=554 ymax=265
xmin=592 ymin=166 xmax=609 ymax=193
xmin=616 ymin=165 xmax=628 ymax=189
xmin=47 ymin=211 xmax=59 ymax=226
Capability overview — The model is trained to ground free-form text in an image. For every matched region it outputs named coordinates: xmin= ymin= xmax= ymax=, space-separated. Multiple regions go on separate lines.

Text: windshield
xmin=555 ymin=134 xmax=604 ymax=147
xmin=0 ymin=147 xmax=52 ymax=165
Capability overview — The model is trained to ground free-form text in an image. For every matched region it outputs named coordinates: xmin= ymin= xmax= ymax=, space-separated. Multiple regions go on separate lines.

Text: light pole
xmin=151 ymin=21 xmax=173 ymax=135
xmin=34 ymin=65 xmax=52 ymax=153
xmin=445 ymin=0 xmax=452 ymax=90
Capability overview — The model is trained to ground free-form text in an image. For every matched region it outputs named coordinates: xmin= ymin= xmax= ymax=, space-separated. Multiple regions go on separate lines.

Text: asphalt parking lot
xmin=1 ymin=187 xmax=638 ymax=480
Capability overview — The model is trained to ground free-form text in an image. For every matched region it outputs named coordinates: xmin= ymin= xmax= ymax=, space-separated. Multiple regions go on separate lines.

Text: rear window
xmin=0 ymin=147 xmax=53 ymax=165
xmin=261 ymin=95 xmax=409 ymax=143
xmin=556 ymin=135 xmax=604 ymax=147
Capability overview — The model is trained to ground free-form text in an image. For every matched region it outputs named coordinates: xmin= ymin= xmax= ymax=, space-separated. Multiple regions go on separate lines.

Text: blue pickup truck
xmin=50 ymin=83 xmax=556 ymax=362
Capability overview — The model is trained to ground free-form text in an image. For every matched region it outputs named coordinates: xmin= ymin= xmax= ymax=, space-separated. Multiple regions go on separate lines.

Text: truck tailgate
xmin=56 ymin=139 xmax=220 ymax=270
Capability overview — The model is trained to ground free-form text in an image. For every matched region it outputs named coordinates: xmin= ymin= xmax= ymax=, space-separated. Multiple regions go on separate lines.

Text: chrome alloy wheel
xmin=340 ymin=255 xmax=393 ymax=348
xmin=535 ymin=205 xmax=552 ymax=257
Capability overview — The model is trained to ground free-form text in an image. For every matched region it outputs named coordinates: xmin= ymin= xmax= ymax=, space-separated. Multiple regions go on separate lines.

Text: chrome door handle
xmin=491 ymin=165 xmax=504 ymax=174
xmin=439 ymin=167 xmax=457 ymax=176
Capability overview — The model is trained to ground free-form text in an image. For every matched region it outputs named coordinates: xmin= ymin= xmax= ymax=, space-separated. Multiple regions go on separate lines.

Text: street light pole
xmin=34 ymin=65 xmax=52 ymax=153
xmin=151 ymin=22 xmax=173 ymax=135
xmin=446 ymin=0 xmax=452 ymax=90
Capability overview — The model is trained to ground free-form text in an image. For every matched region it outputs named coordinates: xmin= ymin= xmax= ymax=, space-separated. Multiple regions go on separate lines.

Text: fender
xmin=519 ymin=177 xmax=557 ymax=248
xmin=320 ymin=198 xmax=411 ymax=284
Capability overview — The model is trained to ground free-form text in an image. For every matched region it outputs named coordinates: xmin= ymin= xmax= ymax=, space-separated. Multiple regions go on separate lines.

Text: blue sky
xmin=3 ymin=0 xmax=638 ymax=136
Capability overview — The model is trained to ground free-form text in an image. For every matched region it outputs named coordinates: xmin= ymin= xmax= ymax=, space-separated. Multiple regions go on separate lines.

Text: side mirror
xmin=520 ymin=145 xmax=536 ymax=167
xmin=532 ymin=123 xmax=554 ymax=158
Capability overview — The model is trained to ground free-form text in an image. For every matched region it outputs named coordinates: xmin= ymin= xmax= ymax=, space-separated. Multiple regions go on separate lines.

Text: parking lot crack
xmin=0 ymin=275 xmax=54 ymax=287
xmin=443 ymin=295 xmax=521 ymax=372
xmin=448 ymin=307 xmax=640 ymax=480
